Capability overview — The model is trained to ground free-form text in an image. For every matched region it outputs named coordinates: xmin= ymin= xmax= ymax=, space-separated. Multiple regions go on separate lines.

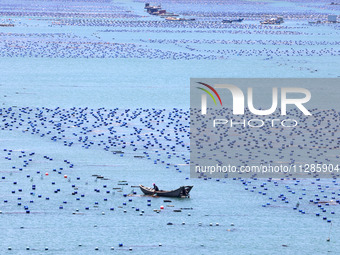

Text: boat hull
xmin=139 ymin=185 xmax=193 ymax=198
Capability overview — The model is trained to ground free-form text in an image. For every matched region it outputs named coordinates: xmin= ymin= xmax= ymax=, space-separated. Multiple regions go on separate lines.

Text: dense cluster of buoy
xmin=1 ymin=0 xmax=339 ymax=252
xmin=178 ymin=11 xmax=330 ymax=21
xmin=0 ymin=106 xmax=339 ymax=179
xmin=1 ymin=117 xmax=338 ymax=251
xmin=0 ymin=107 xmax=191 ymax=171
xmin=0 ymin=32 xmax=217 ymax=59
xmin=236 ymin=177 xmax=339 ymax=225
xmin=0 ymin=145 xmax=192 ymax=252
xmin=140 ymin=38 xmax=340 ymax=46
xmin=0 ymin=1 xmax=139 ymax=19
xmin=0 ymin=105 xmax=338 ymax=180
xmin=1 ymin=0 xmax=338 ymax=62
xmin=134 ymin=0 xmax=332 ymax=21
xmin=1 ymin=30 xmax=338 ymax=59
xmin=141 ymin=38 xmax=339 ymax=57
xmin=191 ymin=107 xmax=339 ymax=177
xmin=0 ymin=11 xmax=138 ymax=19
xmin=99 ymin=28 xmax=305 ymax=35
xmin=51 ymin=19 xmax=302 ymax=30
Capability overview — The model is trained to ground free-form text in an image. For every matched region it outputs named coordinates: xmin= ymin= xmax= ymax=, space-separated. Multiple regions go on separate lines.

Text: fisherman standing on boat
xmin=153 ymin=183 xmax=159 ymax=191
xmin=181 ymin=187 xmax=187 ymax=196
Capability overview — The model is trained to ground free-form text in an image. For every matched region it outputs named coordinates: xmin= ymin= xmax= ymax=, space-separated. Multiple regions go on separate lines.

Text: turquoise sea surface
xmin=0 ymin=0 xmax=339 ymax=254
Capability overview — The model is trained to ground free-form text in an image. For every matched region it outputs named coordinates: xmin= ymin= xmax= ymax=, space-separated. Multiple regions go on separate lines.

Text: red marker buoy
xmin=64 ymin=175 xmax=67 ymax=178
xmin=45 ymin=172 xmax=49 ymax=176
xmin=160 ymin=205 xmax=164 ymax=209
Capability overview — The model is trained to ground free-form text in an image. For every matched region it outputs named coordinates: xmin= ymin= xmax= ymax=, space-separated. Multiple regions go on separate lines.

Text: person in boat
xmin=181 ymin=187 xmax=187 ymax=196
xmin=153 ymin=183 xmax=159 ymax=191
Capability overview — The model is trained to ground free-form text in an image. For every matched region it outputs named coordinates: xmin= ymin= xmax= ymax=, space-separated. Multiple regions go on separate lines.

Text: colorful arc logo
xmin=196 ymin=82 xmax=223 ymax=106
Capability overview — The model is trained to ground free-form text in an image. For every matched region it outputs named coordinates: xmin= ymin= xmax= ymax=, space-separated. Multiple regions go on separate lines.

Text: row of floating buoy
xmin=0 ymin=37 xmax=337 ymax=59
xmin=2 ymin=0 xmax=330 ymax=24
xmin=0 ymin=36 xmax=218 ymax=60
xmin=140 ymin=38 xmax=339 ymax=46
xmin=7 ymin=244 xmax=158 ymax=251
xmin=2 ymin=2 xmax=137 ymax=21
xmin=3 ymin=106 xmax=339 ymax=180
xmin=166 ymin=222 xmax=234 ymax=226
xmin=238 ymin=176 xmax=339 ymax=225
xmin=192 ymin=107 xmax=339 ymax=177
xmin=49 ymin=17 xmax=323 ymax=31
xmin=1 ymin=17 xmax=338 ymax=60
xmin=0 ymin=106 xmax=338 ymax=250
xmin=8 ymin=247 xmax=49 ymax=251
xmin=0 ymin=107 xmax=191 ymax=174
xmin=0 ymin=146 xmax=191 ymax=218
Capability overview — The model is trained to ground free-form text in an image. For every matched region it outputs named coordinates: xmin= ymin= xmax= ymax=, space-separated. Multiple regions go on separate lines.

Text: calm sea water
xmin=0 ymin=0 xmax=339 ymax=254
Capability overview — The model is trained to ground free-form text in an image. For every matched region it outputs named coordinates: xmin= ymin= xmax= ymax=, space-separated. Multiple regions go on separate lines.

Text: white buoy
xmin=102 ymin=212 xmax=105 ymax=215
xmin=230 ymin=223 xmax=234 ymax=226
xmin=182 ymin=222 xmax=185 ymax=225
xmin=26 ymin=247 xmax=30 ymax=250
xmin=216 ymin=223 xmax=219 ymax=226
xmin=209 ymin=223 xmax=213 ymax=226
xmin=129 ymin=247 xmax=132 ymax=251
xmin=95 ymin=247 xmax=99 ymax=250
xmin=111 ymin=247 xmax=114 ymax=250
xmin=159 ymin=243 xmax=162 ymax=246
xmin=188 ymin=213 xmax=191 ymax=216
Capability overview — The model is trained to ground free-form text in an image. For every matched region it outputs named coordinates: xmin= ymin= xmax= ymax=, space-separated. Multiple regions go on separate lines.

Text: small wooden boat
xmin=222 ymin=18 xmax=244 ymax=23
xmin=139 ymin=185 xmax=193 ymax=198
